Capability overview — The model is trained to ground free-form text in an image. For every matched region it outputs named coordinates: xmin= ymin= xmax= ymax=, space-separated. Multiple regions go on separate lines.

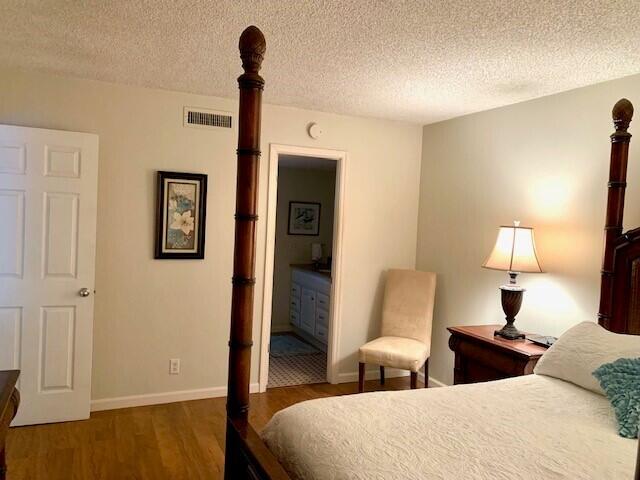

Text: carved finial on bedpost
xmin=612 ymin=98 xmax=634 ymax=139
xmin=239 ymin=26 xmax=266 ymax=76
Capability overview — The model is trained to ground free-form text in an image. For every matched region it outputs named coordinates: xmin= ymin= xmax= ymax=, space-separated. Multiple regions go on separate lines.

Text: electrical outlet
xmin=169 ymin=358 xmax=180 ymax=375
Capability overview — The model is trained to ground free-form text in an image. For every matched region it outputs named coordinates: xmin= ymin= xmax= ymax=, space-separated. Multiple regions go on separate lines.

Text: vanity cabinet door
xmin=317 ymin=293 xmax=330 ymax=311
xmin=300 ymin=288 xmax=316 ymax=335
xmin=290 ymin=309 xmax=300 ymax=327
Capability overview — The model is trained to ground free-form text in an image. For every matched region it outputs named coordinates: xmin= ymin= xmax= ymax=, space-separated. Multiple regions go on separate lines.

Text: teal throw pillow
xmin=593 ymin=357 xmax=640 ymax=439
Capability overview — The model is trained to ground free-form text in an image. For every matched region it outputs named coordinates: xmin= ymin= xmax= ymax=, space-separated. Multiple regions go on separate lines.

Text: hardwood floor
xmin=6 ymin=376 xmax=421 ymax=479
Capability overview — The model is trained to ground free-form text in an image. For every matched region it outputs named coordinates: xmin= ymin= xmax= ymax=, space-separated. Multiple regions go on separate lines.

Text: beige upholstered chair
xmin=358 ymin=269 xmax=436 ymax=392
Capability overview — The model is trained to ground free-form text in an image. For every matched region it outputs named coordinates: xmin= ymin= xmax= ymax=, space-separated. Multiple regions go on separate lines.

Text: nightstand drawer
xmin=456 ymin=342 xmax=527 ymax=379
xmin=291 ymin=282 xmax=301 ymax=299
xmin=448 ymin=325 xmax=545 ymax=385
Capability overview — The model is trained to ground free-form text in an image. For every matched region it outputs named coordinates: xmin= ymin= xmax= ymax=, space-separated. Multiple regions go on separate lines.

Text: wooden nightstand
xmin=447 ymin=325 xmax=547 ymax=385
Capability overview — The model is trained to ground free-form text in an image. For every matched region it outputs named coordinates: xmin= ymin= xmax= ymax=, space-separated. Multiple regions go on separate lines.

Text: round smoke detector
xmin=308 ymin=123 xmax=323 ymax=139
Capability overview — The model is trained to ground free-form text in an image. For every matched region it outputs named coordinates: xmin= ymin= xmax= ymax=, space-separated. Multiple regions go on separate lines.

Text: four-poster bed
xmin=224 ymin=26 xmax=639 ymax=480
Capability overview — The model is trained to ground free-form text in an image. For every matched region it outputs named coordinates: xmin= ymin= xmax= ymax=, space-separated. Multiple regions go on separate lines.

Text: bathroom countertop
xmin=290 ymin=263 xmax=332 ymax=281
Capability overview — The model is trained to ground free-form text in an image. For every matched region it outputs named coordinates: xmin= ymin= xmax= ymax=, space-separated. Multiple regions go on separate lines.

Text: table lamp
xmin=482 ymin=221 xmax=543 ymax=340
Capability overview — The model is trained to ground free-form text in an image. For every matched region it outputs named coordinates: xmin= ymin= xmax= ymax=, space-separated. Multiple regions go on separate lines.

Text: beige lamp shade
xmin=482 ymin=222 xmax=543 ymax=273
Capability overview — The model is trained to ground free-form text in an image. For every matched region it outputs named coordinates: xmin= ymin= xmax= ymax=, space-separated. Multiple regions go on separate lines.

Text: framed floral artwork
xmin=155 ymin=171 xmax=207 ymax=259
xmin=288 ymin=201 xmax=321 ymax=236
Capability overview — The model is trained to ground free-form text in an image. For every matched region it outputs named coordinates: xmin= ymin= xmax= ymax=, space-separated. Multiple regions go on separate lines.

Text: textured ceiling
xmin=1 ymin=1 xmax=640 ymax=124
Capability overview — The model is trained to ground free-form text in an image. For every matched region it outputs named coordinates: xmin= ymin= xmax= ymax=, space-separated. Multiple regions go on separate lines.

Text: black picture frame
xmin=287 ymin=201 xmax=321 ymax=236
xmin=154 ymin=171 xmax=207 ymax=259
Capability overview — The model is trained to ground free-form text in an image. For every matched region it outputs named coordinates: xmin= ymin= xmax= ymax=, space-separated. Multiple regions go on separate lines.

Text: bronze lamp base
xmin=494 ymin=284 xmax=525 ymax=340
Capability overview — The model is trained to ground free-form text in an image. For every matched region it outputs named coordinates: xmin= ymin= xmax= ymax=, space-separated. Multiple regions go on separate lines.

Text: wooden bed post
xmin=225 ymin=25 xmax=266 ymax=478
xmin=223 ymin=26 xmax=288 ymax=480
xmin=598 ymin=98 xmax=633 ymax=331
xmin=597 ymin=99 xmax=640 ymax=478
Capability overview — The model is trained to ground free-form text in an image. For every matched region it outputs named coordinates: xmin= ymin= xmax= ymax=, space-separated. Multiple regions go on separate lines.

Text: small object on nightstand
xmin=526 ymin=334 xmax=557 ymax=348
xmin=448 ymin=325 xmax=547 ymax=385
xmin=482 ymin=221 xmax=544 ymax=340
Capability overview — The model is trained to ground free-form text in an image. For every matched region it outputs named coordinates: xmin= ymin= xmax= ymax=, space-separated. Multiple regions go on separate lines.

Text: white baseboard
xmin=338 ymin=368 xmax=447 ymax=388
xmin=91 ymin=382 xmax=260 ymax=412
xmin=418 ymin=371 xmax=447 ymax=388
xmin=90 ymin=375 xmax=449 ymax=413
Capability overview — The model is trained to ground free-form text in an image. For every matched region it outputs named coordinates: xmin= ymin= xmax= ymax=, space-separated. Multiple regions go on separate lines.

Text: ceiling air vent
xmin=183 ymin=107 xmax=232 ymax=130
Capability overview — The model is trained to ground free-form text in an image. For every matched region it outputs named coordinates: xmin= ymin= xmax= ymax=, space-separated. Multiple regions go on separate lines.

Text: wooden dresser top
xmin=448 ymin=324 xmax=548 ymax=359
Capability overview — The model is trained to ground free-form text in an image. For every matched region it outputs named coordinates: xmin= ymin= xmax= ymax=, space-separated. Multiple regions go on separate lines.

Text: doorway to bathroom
xmin=259 ymin=145 xmax=346 ymax=391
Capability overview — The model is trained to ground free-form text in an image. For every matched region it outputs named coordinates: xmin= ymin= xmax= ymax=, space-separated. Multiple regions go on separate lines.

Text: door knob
xmin=79 ymin=288 xmax=91 ymax=297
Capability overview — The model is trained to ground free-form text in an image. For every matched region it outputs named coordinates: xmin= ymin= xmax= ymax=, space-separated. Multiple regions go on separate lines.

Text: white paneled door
xmin=0 ymin=125 xmax=98 ymax=425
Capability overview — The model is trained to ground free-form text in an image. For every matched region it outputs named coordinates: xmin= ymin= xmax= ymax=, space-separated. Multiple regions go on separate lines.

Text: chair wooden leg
xmin=358 ymin=362 xmax=365 ymax=393
xmin=424 ymin=358 xmax=429 ymax=388
xmin=379 ymin=366 xmax=385 ymax=385
xmin=410 ymin=371 xmax=418 ymax=389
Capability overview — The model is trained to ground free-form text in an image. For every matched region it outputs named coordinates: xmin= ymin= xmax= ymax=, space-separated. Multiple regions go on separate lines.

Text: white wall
xmin=271 ymin=166 xmax=336 ymax=333
xmin=417 ymin=74 xmax=640 ymax=385
xmin=0 ymin=68 xmax=422 ymax=402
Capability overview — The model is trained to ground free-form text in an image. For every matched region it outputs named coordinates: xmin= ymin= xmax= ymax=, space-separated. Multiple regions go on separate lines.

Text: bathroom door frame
xmin=258 ymin=144 xmax=347 ymax=392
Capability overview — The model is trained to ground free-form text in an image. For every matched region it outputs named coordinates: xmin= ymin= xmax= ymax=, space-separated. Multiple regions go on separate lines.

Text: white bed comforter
xmin=261 ymin=375 xmax=635 ymax=479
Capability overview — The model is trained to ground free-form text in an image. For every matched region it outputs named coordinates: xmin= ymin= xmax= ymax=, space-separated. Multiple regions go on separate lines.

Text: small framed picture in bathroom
xmin=288 ymin=201 xmax=321 ymax=236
